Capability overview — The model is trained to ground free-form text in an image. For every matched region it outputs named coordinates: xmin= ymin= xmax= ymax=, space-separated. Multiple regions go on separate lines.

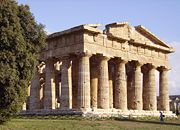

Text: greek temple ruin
xmin=22 ymin=22 xmax=175 ymax=117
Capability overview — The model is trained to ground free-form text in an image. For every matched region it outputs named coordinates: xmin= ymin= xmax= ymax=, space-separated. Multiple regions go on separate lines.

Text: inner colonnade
xmin=29 ymin=53 xmax=169 ymax=112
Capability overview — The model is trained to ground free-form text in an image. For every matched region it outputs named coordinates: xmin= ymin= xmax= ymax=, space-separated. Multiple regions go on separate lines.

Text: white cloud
xmin=45 ymin=28 xmax=53 ymax=35
xmin=168 ymin=42 xmax=180 ymax=95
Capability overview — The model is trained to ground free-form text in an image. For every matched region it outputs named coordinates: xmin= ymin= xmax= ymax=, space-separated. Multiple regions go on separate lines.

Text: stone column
xmin=127 ymin=70 xmax=134 ymax=109
xmin=114 ymin=59 xmax=127 ymax=110
xmin=159 ymin=67 xmax=169 ymax=111
xmin=77 ymin=53 xmax=91 ymax=110
xmin=39 ymin=64 xmax=45 ymax=109
xmin=55 ymin=62 xmax=61 ymax=107
xmin=90 ymin=63 xmax=98 ymax=109
xmin=148 ymin=65 xmax=157 ymax=111
xmin=142 ymin=67 xmax=149 ymax=110
xmin=98 ymin=56 xmax=110 ymax=109
xmin=72 ymin=59 xmax=79 ymax=108
xmin=108 ymin=63 xmax=114 ymax=109
xmin=134 ymin=62 xmax=143 ymax=110
xmin=60 ymin=57 xmax=72 ymax=109
xmin=44 ymin=60 xmax=56 ymax=109
xmin=29 ymin=71 xmax=40 ymax=110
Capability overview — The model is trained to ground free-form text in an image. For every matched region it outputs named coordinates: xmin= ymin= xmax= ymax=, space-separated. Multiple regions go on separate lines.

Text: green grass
xmin=0 ymin=117 xmax=180 ymax=130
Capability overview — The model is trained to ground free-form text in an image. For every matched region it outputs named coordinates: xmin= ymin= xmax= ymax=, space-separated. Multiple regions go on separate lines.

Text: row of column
xmin=29 ymin=54 xmax=170 ymax=111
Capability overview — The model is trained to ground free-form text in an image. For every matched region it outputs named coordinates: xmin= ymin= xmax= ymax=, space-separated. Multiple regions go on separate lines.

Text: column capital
xmin=134 ymin=61 xmax=143 ymax=67
xmin=78 ymin=52 xmax=92 ymax=58
xmin=147 ymin=64 xmax=157 ymax=70
xmin=157 ymin=66 xmax=170 ymax=72
xmin=98 ymin=55 xmax=110 ymax=61
xmin=114 ymin=58 xmax=128 ymax=64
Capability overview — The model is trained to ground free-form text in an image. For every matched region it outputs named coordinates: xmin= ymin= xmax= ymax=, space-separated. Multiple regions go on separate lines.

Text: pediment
xmin=105 ymin=22 xmax=173 ymax=53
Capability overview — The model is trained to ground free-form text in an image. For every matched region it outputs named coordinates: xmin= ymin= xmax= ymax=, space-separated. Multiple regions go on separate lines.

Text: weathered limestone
xmin=127 ymin=69 xmax=134 ymax=110
xmin=29 ymin=71 xmax=40 ymax=110
xmin=60 ymin=57 xmax=72 ymax=109
xmin=90 ymin=62 xmax=98 ymax=109
xmin=108 ymin=62 xmax=114 ymax=109
xmin=148 ymin=65 xmax=157 ymax=111
xmin=44 ymin=60 xmax=56 ymax=109
xmin=159 ymin=67 xmax=169 ymax=111
xmin=98 ymin=56 xmax=110 ymax=109
xmin=25 ymin=22 xmax=175 ymax=117
xmin=134 ymin=62 xmax=143 ymax=110
xmin=142 ymin=67 xmax=149 ymax=110
xmin=54 ymin=62 xmax=61 ymax=108
xmin=72 ymin=59 xmax=79 ymax=108
xmin=77 ymin=53 xmax=91 ymax=110
xmin=114 ymin=59 xmax=127 ymax=110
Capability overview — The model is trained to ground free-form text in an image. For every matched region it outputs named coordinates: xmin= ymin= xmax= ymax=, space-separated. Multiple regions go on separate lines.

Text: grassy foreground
xmin=0 ymin=117 xmax=180 ymax=130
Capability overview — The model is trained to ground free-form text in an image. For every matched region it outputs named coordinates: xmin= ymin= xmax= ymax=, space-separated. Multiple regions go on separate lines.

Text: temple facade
xmin=23 ymin=22 xmax=175 ymax=117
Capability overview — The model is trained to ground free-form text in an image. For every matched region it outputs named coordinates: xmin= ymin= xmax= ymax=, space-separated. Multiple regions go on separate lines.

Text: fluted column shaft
xmin=90 ymin=64 xmax=98 ymax=109
xmin=148 ymin=66 xmax=157 ymax=111
xmin=108 ymin=63 xmax=113 ymax=109
xmin=98 ymin=56 xmax=109 ymax=109
xmin=44 ymin=60 xmax=56 ymax=109
xmin=159 ymin=68 xmax=169 ymax=111
xmin=142 ymin=69 xmax=149 ymax=110
xmin=60 ymin=57 xmax=72 ymax=109
xmin=29 ymin=71 xmax=40 ymax=110
xmin=78 ymin=53 xmax=91 ymax=110
xmin=134 ymin=63 xmax=143 ymax=110
xmin=114 ymin=59 xmax=127 ymax=110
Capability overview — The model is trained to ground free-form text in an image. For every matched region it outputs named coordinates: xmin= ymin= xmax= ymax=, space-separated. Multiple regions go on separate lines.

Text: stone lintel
xmin=129 ymin=40 xmax=172 ymax=53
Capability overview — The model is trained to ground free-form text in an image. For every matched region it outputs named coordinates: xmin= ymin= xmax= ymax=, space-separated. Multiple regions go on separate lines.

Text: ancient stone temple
xmin=22 ymin=22 xmax=175 ymax=117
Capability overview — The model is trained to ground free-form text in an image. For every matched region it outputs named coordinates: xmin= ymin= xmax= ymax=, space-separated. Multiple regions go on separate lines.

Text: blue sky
xmin=17 ymin=0 xmax=180 ymax=95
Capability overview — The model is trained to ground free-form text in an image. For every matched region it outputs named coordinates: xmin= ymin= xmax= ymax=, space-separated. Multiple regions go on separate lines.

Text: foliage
xmin=0 ymin=0 xmax=46 ymax=123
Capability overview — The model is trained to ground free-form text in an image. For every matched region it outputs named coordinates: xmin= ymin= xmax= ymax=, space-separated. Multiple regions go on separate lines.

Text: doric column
xmin=77 ymin=53 xmax=91 ymax=110
xmin=142 ymin=67 xmax=149 ymax=110
xmin=134 ymin=62 xmax=143 ymax=110
xmin=60 ymin=57 xmax=72 ymax=109
xmin=148 ymin=65 xmax=157 ymax=111
xmin=127 ymin=70 xmax=134 ymax=109
xmin=159 ymin=67 xmax=169 ymax=111
xmin=29 ymin=70 xmax=40 ymax=110
xmin=72 ymin=59 xmax=79 ymax=108
xmin=114 ymin=59 xmax=127 ymax=110
xmin=108 ymin=62 xmax=114 ymax=109
xmin=90 ymin=62 xmax=98 ymax=109
xmin=98 ymin=56 xmax=110 ymax=109
xmin=55 ymin=61 xmax=61 ymax=106
xmin=44 ymin=59 xmax=56 ymax=109
xmin=39 ymin=64 xmax=45 ymax=109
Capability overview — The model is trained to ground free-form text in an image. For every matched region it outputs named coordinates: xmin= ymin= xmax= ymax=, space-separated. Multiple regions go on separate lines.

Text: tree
xmin=0 ymin=0 xmax=46 ymax=123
